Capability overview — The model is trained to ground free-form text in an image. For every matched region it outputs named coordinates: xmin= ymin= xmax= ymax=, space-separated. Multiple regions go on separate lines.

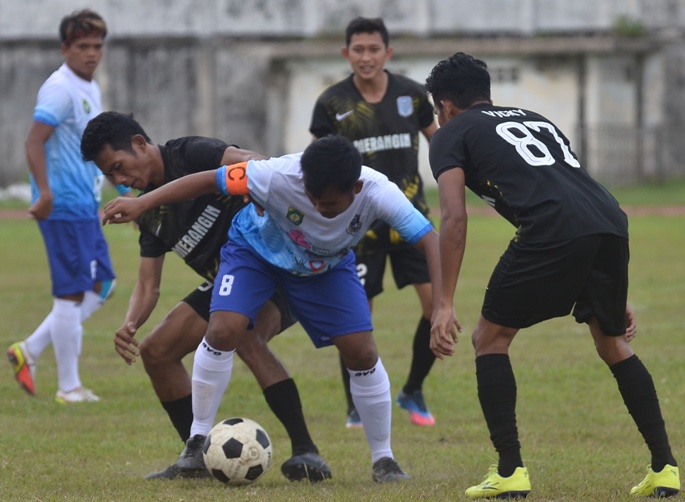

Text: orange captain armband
xmin=221 ymin=161 xmax=249 ymax=195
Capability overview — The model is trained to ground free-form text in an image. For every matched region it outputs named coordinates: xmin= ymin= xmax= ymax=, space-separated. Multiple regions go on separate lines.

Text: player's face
xmin=61 ymin=35 xmax=104 ymax=81
xmin=94 ymin=140 xmax=152 ymax=191
xmin=304 ymin=182 xmax=362 ymax=219
xmin=344 ymin=32 xmax=391 ymax=82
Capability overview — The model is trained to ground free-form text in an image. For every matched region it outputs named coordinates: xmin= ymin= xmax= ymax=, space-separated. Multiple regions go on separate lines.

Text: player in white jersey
xmin=7 ymin=10 xmax=123 ymax=404
xmin=102 ymin=134 xmax=441 ymax=483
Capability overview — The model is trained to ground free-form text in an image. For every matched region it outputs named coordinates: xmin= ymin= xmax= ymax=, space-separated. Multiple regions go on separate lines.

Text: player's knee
xmin=235 ymin=331 xmax=269 ymax=364
xmin=139 ymin=336 xmax=172 ymax=368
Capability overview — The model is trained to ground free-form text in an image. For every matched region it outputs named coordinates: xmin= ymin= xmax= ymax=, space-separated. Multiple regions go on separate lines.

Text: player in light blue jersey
xmin=7 ymin=10 xmax=123 ymax=404
xmin=101 ymin=134 xmax=442 ymax=483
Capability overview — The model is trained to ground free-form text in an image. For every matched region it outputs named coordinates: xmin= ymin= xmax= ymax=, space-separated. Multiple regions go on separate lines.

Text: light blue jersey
xmin=216 ymin=153 xmax=433 ymax=276
xmin=30 ymin=63 xmax=104 ymax=220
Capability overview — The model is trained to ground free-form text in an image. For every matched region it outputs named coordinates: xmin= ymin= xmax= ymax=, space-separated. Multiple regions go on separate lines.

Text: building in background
xmin=2 ymin=0 xmax=685 ymax=187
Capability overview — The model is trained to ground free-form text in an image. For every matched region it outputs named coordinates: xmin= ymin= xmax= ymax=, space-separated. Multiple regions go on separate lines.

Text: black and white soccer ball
xmin=202 ymin=417 xmax=273 ymax=485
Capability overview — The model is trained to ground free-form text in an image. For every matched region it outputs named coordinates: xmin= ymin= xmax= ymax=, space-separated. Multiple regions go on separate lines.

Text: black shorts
xmin=482 ymin=234 xmax=629 ymax=336
xmin=183 ymin=280 xmax=297 ymax=333
xmin=355 ymin=246 xmax=431 ymax=299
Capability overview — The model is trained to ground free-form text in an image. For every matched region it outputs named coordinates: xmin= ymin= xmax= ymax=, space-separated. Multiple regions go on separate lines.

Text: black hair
xmin=59 ymin=9 xmax=107 ymax=47
xmin=300 ymin=135 xmax=362 ymax=198
xmin=345 ymin=17 xmax=389 ymax=47
xmin=81 ymin=111 xmax=151 ymax=162
xmin=425 ymin=52 xmax=491 ymax=110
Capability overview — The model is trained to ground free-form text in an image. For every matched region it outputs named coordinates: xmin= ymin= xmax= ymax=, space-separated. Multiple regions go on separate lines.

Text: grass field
xmin=1 ymin=187 xmax=684 ymax=500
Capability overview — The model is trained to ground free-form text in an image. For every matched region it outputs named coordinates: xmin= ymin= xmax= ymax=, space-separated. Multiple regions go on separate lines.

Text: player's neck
xmin=353 ymin=71 xmax=388 ymax=104
xmin=150 ymin=144 xmax=166 ymax=187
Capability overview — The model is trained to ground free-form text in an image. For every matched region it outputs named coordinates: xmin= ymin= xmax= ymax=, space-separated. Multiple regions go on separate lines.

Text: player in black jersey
xmin=310 ymin=17 xmax=439 ymax=428
xmin=81 ymin=112 xmax=331 ymax=483
xmin=426 ymin=52 xmax=679 ymax=499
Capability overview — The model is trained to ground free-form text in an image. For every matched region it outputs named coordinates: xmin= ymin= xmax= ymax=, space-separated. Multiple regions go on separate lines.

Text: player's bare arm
xmin=431 ymin=167 xmax=468 ymax=358
xmin=25 ymin=121 xmax=56 ymax=220
xmin=114 ymin=256 xmax=165 ymax=365
xmin=103 ymin=169 xmax=219 ymax=224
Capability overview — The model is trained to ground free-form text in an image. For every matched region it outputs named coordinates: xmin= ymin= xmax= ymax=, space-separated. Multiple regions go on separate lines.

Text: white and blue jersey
xmin=216 ymin=153 xmax=433 ymax=276
xmin=30 ymin=63 xmax=104 ymax=221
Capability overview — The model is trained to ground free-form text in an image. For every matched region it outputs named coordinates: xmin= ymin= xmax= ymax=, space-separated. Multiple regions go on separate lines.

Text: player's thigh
xmin=573 ymin=235 xmax=629 ymax=336
xmin=38 ymin=219 xmax=98 ymax=296
xmin=141 ymin=289 xmax=210 ymax=363
xmin=210 ymin=240 xmax=277 ymax=328
xmin=355 ymin=251 xmax=387 ymax=299
xmin=285 ymin=253 xmax=373 ymax=349
xmin=483 ymin=236 xmax=601 ymax=329
xmin=90 ymin=220 xmax=116 ymax=283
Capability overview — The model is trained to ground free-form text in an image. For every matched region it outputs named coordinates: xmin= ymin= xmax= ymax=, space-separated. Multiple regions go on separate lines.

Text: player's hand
xmin=102 ymin=197 xmax=144 ymax=224
xmin=624 ymin=303 xmax=637 ymax=342
xmin=28 ymin=192 xmax=53 ymax=220
xmin=114 ymin=322 xmax=140 ymax=365
xmin=430 ymin=305 xmax=462 ymax=359
xmin=242 ymin=194 xmax=265 ymax=217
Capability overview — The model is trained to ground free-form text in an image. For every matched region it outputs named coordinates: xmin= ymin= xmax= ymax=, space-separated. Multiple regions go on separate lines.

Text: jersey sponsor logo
xmin=481 ymin=108 xmax=527 ymax=118
xmin=353 ymin=133 xmax=411 ymax=154
xmin=335 ymin=110 xmax=354 ymax=121
xmin=287 ymin=207 xmax=304 ymax=225
xmin=308 ymin=260 xmax=326 ymax=273
xmin=396 ymin=96 xmax=413 ymax=117
xmin=171 ymin=205 xmax=222 ymax=258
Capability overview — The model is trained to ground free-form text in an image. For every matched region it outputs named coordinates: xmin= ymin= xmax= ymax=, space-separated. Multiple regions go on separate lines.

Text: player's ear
xmin=353 ymin=180 xmax=363 ymax=194
xmin=341 ymin=46 xmax=349 ymax=59
xmin=131 ymin=134 xmax=147 ymax=152
xmin=385 ymin=47 xmax=394 ymax=60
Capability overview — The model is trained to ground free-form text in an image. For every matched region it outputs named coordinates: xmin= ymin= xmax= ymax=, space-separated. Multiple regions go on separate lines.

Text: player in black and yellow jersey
xmin=427 ymin=52 xmax=679 ymax=499
xmin=310 ymin=17 xmax=439 ymax=428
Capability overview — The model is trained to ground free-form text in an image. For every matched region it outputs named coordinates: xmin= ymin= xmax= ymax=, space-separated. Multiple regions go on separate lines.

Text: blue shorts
xmin=38 ymin=219 xmax=116 ymax=297
xmin=210 ymin=240 xmax=372 ymax=348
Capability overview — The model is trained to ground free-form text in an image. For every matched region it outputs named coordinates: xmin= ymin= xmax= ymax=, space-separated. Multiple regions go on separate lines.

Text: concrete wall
xmin=2 ymin=0 xmax=685 ymax=187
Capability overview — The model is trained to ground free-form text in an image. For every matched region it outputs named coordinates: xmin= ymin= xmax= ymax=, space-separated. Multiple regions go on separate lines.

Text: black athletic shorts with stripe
xmin=482 ymin=234 xmax=629 ymax=336
xmin=183 ymin=281 xmax=296 ymax=333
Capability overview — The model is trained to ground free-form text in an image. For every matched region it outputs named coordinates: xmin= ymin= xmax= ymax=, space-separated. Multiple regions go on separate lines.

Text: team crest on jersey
xmin=347 ymin=214 xmax=362 ymax=235
xmin=82 ymin=99 xmax=91 ymax=114
xmin=287 ymin=207 xmax=304 ymax=225
xmin=396 ymin=96 xmax=413 ymax=117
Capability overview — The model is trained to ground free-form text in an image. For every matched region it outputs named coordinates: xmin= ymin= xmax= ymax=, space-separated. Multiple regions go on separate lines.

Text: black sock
xmin=476 ymin=354 xmax=522 ymax=477
xmin=339 ymin=353 xmax=355 ymax=414
xmin=610 ymin=355 xmax=677 ymax=471
xmin=403 ymin=316 xmax=436 ymax=394
xmin=161 ymin=394 xmax=193 ymax=443
xmin=263 ymin=378 xmax=318 ymax=456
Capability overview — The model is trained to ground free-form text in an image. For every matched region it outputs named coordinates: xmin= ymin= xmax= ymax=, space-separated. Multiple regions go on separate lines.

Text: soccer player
xmin=426 ymin=52 xmax=679 ymax=498
xmin=80 ymin=111 xmax=331 ymax=482
xmin=101 ymin=134 xmax=441 ymax=483
xmin=309 ymin=17 xmax=439 ymax=428
xmin=7 ymin=9 xmax=123 ymax=404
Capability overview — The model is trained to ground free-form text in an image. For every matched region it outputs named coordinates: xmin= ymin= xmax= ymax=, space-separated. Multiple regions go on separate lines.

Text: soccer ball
xmin=202 ymin=417 xmax=273 ymax=485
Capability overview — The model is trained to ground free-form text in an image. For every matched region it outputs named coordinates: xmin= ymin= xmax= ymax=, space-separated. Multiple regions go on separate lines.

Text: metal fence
xmin=577 ymin=125 xmax=685 ymax=186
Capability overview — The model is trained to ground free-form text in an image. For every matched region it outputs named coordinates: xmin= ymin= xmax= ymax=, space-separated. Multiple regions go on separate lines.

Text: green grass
xmin=1 ymin=209 xmax=684 ymax=500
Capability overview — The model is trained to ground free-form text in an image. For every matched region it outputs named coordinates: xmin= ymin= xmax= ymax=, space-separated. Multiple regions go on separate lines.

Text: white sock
xmin=348 ymin=357 xmax=393 ymax=463
xmin=50 ymin=299 xmax=83 ymax=392
xmin=24 ymin=314 xmax=52 ymax=362
xmin=80 ymin=290 xmax=104 ymax=322
xmin=190 ymin=338 xmax=234 ymax=437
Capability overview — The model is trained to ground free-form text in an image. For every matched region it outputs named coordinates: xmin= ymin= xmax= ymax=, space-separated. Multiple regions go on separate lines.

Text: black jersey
xmin=310 ymin=71 xmax=435 ymax=253
xmin=137 ymin=137 xmax=246 ymax=281
xmin=429 ymin=103 xmax=628 ymax=244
